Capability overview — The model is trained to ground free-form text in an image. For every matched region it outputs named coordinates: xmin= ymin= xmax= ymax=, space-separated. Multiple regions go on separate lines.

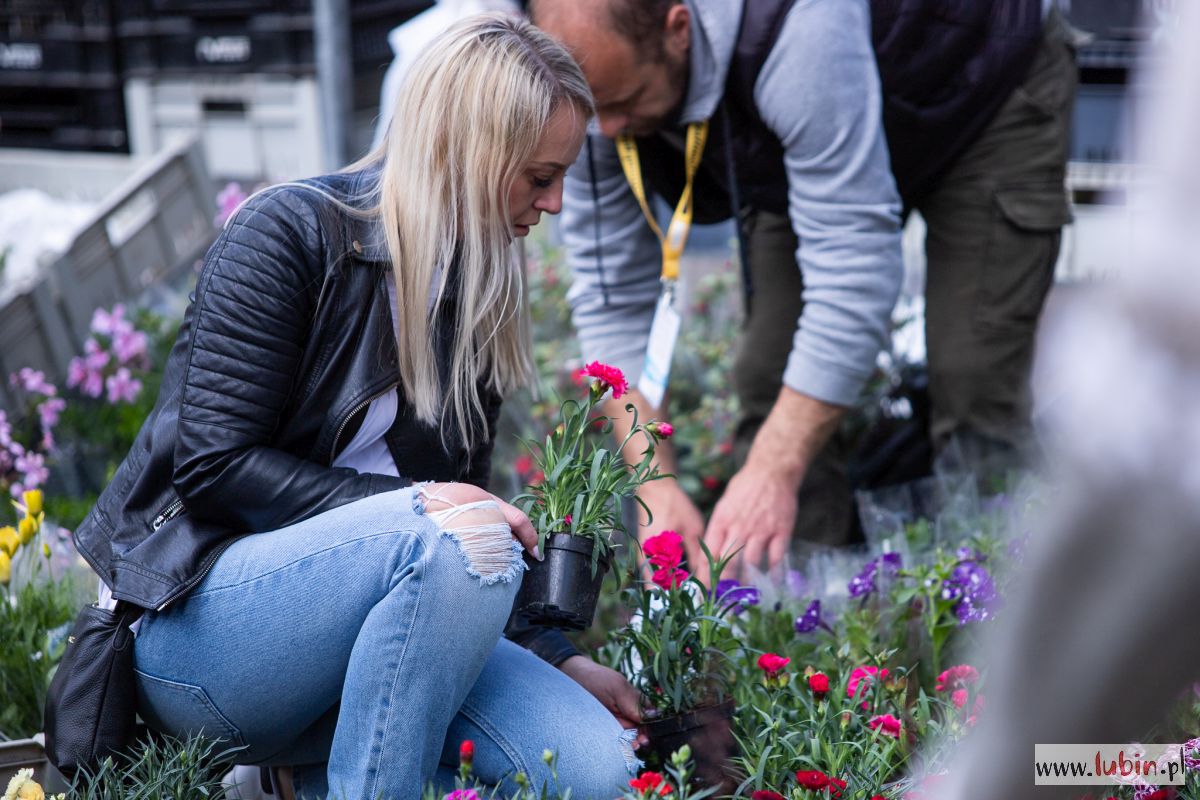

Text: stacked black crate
xmin=0 ymin=0 xmax=126 ymax=152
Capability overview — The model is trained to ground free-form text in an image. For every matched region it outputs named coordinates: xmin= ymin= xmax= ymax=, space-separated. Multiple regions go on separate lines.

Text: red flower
xmin=868 ymin=714 xmax=902 ymax=738
xmin=459 ymin=739 xmax=474 ymax=765
xmin=582 ymin=361 xmax=628 ymax=399
xmin=828 ymin=777 xmax=847 ymax=798
xmin=871 ymin=796 xmax=888 ymax=800
xmin=847 ymin=665 xmax=890 ymax=710
xmin=808 ymin=672 xmax=830 ymax=698
xmin=935 ymin=664 xmax=979 ymax=692
xmin=757 ymin=653 xmax=791 ymax=678
xmin=752 ymin=792 xmax=786 ymax=800
xmin=652 ymin=566 xmax=689 ymax=590
xmin=796 ymin=770 xmax=830 ymax=790
xmin=701 ymin=475 xmax=721 ymax=491
xmin=563 ymin=514 xmax=572 ymax=527
xmin=643 ymin=530 xmax=684 ymax=569
xmin=629 ymin=770 xmax=674 ymax=795
xmin=514 ymin=454 xmax=534 ymax=476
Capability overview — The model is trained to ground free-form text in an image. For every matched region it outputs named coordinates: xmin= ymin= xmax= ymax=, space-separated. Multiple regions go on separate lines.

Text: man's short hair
xmin=530 ymin=0 xmax=682 ymax=62
xmin=604 ymin=0 xmax=681 ymax=61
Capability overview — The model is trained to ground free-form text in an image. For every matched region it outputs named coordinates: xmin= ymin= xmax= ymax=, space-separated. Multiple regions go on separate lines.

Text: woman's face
xmin=507 ymin=104 xmax=588 ymax=238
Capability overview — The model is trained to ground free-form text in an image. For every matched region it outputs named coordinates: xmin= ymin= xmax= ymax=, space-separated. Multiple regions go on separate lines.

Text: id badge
xmin=637 ymin=286 xmax=682 ymax=412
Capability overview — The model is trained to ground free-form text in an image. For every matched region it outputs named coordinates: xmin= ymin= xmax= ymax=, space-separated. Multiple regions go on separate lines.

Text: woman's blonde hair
xmin=362 ymin=12 xmax=593 ymax=453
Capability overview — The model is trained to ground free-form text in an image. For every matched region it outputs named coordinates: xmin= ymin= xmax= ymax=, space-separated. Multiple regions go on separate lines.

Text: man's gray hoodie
xmin=561 ymin=0 xmax=903 ymax=408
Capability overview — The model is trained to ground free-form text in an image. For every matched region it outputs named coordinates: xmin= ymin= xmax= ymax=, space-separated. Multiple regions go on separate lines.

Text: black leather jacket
xmin=74 ymin=168 xmax=578 ymax=666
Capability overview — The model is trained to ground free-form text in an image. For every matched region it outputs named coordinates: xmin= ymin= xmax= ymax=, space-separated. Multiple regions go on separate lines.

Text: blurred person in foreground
xmin=930 ymin=6 xmax=1200 ymax=799
xmin=68 ymin=15 xmax=641 ymax=800
xmin=531 ymin=0 xmax=1076 ymax=580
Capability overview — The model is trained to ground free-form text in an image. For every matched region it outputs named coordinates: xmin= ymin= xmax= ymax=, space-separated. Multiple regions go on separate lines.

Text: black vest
xmin=632 ymin=0 xmax=1045 ymax=218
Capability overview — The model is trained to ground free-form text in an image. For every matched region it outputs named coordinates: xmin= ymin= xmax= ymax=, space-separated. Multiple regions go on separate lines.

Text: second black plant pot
xmin=515 ymin=532 xmax=610 ymax=631
xmin=643 ymin=698 xmax=739 ymax=793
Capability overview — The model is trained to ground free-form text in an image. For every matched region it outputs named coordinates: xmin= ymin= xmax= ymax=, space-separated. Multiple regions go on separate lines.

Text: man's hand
xmin=559 ymin=655 xmax=648 ymax=746
xmin=704 ymin=387 xmax=845 ymax=577
xmin=637 ymin=478 xmax=706 ymax=579
xmin=704 ymin=464 xmax=798 ymax=579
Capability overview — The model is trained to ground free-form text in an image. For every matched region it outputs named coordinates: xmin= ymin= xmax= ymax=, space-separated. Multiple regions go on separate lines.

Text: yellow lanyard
xmin=615 ymin=121 xmax=709 ymax=282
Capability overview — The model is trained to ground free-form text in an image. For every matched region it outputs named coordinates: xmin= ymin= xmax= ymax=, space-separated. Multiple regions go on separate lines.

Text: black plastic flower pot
xmin=515 ymin=532 xmax=610 ymax=631
xmin=643 ymin=698 xmax=738 ymax=793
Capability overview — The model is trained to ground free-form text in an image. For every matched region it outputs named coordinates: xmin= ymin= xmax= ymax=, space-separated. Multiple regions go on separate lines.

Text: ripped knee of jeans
xmin=618 ymin=728 xmax=643 ymax=774
xmin=416 ymin=486 xmax=526 ymax=586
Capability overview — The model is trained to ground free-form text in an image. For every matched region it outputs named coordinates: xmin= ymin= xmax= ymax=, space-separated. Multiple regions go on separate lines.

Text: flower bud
xmin=18 ymin=516 xmax=37 ymax=545
xmin=459 ymin=739 xmax=474 ymax=767
xmin=542 ymin=749 xmax=554 ymax=766
xmin=0 ymin=526 xmax=17 ymax=557
xmin=22 ymin=489 xmax=43 ymax=517
xmin=672 ymin=744 xmax=691 ymax=766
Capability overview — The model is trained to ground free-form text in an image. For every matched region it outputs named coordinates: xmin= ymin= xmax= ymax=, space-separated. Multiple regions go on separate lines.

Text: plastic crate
xmin=0 ymin=138 xmax=215 ymax=405
xmin=1065 ymin=0 xmax=1177 ymax=41
xmin=1071 ymin=83 xmax=1131 ymax=163
xmin=125 ymin=73 xmax=324 ymax=181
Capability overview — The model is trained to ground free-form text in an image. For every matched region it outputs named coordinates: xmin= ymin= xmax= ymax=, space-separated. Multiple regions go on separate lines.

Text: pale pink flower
xmin=113 ymin=329 xmax=148 ymax=366
xmin=105 ymin=367 xmax=143 ymax=404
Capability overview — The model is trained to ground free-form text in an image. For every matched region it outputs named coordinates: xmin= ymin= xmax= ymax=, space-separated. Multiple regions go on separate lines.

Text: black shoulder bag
xmin=44 ymin=601 xmax=146 ymax=776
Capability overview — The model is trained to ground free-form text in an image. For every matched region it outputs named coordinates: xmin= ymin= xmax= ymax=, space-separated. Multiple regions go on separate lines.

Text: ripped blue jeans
xmin=132 ymin=486 xmax=636 ymax=799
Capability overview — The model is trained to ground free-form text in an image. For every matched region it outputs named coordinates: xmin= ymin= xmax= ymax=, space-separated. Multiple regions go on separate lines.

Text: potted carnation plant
xmin=513 ymin=362 xmax=668 ymax=630
xmin=610 ymin=531 xmax=746 ymax=792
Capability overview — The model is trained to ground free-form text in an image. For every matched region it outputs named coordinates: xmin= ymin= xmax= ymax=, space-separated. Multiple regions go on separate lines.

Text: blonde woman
xmin=72 ymin=14 xmax=640 ymax=800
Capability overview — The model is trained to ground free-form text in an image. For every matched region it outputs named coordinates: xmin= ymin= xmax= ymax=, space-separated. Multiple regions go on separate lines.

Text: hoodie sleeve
xmin=561 ymin=134 xmax=663 ymax=385
xmin=754 ymin=0 xmax=904 ymax=406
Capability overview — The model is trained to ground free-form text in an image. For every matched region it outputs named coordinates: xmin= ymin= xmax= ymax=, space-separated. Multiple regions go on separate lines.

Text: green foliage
xmin=0 ymin=570 xmax=77 ymax=738
xmin=67 ymin=732 xmax=240 ymax=800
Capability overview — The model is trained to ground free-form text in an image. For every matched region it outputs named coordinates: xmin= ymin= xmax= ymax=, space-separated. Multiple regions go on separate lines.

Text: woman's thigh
xmin=438 ymin=639 xmax=640 ymax=799
xmin=132 ymin=486 xmax=512 ymax=764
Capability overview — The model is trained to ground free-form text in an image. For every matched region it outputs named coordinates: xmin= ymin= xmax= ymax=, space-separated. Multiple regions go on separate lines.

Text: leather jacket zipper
xmin=156 ymin=537 xmax=240 ymax=611
xmin=151 ymin=498 xmax=185 ymax=531
xmin=329 ymin=384 xmax=397 ymax=462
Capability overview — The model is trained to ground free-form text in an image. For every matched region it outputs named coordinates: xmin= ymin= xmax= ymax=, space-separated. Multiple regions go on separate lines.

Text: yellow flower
xmin=0 ymin=526 xmax=17 ymax=557
xmin=3 ymin=768 xmax=44 ymax=800
xmin=17 ymin=516 xmax=37 ymax=545
xmin=42 ymin=543 xmax=51 ymax=559
xmin=21 ymin=490 xmax=42 ymax=517
xmin=0 ymin=551 xmax=10 ymax=585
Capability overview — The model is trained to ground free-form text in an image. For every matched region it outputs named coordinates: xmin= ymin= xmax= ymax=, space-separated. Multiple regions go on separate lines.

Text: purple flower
xmin=112 ymin=329 xmax=148 ymax=366
xmin=785 ymin=568 xmax=808 ymax=599
xmin=91 ymin=304 xmax=131 ymax=337
xmin=11 ymin=368 xmax=56 ymax=397
xmin=37 ymin=397 xmax=66 ymax=430
xmin=715 ymin=579 xmax=760 ymax=614
xmin=848 ymin=553 xmax=903 ymax=598
xmin=1183 ymin=737 xmax=1200 ymax=770
xmin=214 ymin=182 xmax=248 ymax=228
xmin=105 ymin=367 xmax=143 ymax=405
xmin=942 ymin=559 xmax=1001 ymax=624
xmin=14 ymin=450 xmax=48 ymax=490
xmin=795 ymin=599 xmax=823 ymax=634
xmin=0 ymin=411 xmax=11 ymax=448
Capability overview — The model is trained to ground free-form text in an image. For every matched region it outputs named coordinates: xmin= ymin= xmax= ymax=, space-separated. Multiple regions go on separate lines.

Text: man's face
xmin=537 ymin=1 xmax=691 ymax=138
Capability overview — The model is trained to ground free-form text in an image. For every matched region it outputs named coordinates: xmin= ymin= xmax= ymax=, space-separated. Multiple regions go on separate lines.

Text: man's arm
xmin=705 ymin=0 xmax=904 ymax=572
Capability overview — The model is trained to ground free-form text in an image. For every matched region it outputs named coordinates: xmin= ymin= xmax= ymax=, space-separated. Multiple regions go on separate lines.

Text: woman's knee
xmin=545 ymin=727 xmax=639 ymax=799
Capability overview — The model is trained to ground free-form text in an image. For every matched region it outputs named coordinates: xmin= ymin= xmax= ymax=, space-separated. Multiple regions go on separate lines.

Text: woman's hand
xmin=559 ymin=655 xmax=647 ymax=747
xmin=422 ymin=482 xmax=540 ymax=560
